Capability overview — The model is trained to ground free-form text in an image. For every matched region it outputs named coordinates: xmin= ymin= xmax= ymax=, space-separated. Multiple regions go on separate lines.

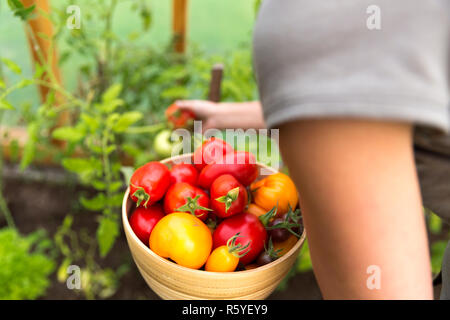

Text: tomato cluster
xmin=128 ymin=138 xmax=303 ymax=272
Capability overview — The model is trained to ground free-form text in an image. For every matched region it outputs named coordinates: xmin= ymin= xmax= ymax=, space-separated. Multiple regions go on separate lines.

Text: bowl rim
xmin=122 ymin=154 xmax=306 ymax=277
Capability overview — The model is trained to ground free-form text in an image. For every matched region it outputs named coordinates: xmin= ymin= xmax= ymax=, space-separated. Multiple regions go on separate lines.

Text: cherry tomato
xmin=198 ymin=151 xmax=258 ymax=189
xmin=192 ymin=138 xmax=234 ymax=172
xmin=165 ymin=103 xmax=195 ymax=129
xmin=129 ymin=204 xmax=165 ymax=245
xmin=268 ymin=217 xmax=291 ymax=242
xmin=256 ymin=238 xmax=282 ymax=266
xmin=205 ymin=233 xmax=251 ymax=272
xmin=169 ymin=163 xmax=198 ymax=186
xmin=150 ymin=212 xmax=212 ymax=269
xmin=163 ymin=182 xmax=211 ymax=221
xmin=130 ymin=162 xmax=171 ymax=207
xmin=213 ymin=212 xmax=267 ymax=265
xmin=210 ymin=174 xmax=247 ymax=219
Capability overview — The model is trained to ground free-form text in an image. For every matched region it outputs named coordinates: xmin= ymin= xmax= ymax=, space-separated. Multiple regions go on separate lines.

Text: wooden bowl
xmin=122 ymin=154 xmax=306 ymax=300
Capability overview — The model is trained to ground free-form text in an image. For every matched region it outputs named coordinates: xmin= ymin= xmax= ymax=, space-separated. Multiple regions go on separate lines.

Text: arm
xmin=175 ymin=100 xmax=265 ymax=131
xmin=279 ymin=119 xmax=433 ymax=299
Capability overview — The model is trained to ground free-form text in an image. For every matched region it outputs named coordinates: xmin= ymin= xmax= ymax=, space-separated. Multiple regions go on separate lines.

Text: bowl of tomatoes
xmin=122 ymin=138 xmax=306 ymax=300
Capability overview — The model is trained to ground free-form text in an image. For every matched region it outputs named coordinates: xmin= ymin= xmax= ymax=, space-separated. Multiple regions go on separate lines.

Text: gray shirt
xmin=253 ymin=0 xmax=450 ymax=132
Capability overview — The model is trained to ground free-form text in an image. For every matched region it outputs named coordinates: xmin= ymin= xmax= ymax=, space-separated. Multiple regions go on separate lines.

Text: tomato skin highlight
xmin=213 ymin=212 xmax=267 ymax=265
xmin=198 ymin=151 xmax=258 ymax=189
xmin=163 ymin=182 xmax=210 ymax=221
xmin=250 ymin=172 xmax=299 ymax=217
xmin=192 ymin=138 xmax=234 ymax=172
xmin=169 ymin=163 xmax=198 ymax=186
xmin=130 ymin=162 xmax=171 ymax=207
xmin=210 ymin=174 xmax=247 ymax=218
xmin=205 ymin=246 xmax=239 ymax=272
xmin=150 ymin=212 xmax=212 ymax=269
xmin=129 ymin=204 xmax=165 ymax=245
xmin=165 ymin=103 xmax=195 ymax=129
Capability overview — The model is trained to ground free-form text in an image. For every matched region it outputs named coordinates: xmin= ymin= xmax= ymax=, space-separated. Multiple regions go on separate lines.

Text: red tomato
xmin=169 ymin=163 xmax=198 ymax=186
xmin=130 ymin=162 xmax=171 ymax=207
xmin=198 ymin=151 xmax=258 ymax=189
xmin=163 ymin=182 xmax=211 ymax=221
xmin=129 ymin=204 xmax=165 ymax=245
xmin=210 ymin=174 xmax=247 ymax=218
xmin=192 ymin=138 xmax=234 ymax=172
xmin=165 ymin=103 xmax=195 ymax=128
xmin=213 ymin=212 xmax=267 ymax=265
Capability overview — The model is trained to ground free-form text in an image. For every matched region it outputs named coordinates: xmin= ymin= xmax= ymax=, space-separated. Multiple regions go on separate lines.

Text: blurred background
xmin=0 ymin=0 xmax=448 ymax=300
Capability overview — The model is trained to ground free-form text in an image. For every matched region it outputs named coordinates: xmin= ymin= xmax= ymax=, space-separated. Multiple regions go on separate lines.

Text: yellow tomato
xmin=149 ymin=212 xmax=212 ymax=269
xmin=250 ymin=173 xmax=298 ymax=217
xmin=205 ymin=246 xmax=239 ymax=272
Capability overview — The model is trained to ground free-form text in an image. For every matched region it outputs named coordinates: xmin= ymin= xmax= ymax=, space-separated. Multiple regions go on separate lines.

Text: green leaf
xmin=61 ymin=158 xmax=102 ymax=175
xmin=112 ymin=111 xmax=143 ymax=132
xmin=297 ymin=240 xmax=313 ymax=272
xmin=101 ymin=99 xmax=124 ymax=113
xmin=34 ymin=62 xmax=44 ymax=78
xmin=81 ymin=193 xmax=106 ymax=211
xmin=0 ymin=100 xmax=14 ymax=110
xmin=120 ymin=166 xmax=134 ymax=185
xmin=52 ymin=126 xmax=85 ymax=143
xmin=20 ymin=122 xmax=38 ymax=171
xmin=102 ymin=84 xmax=122 ymax=103
xmin=431 ymin=240 xmax=448 ymax=274
xmin=0 ymin=79 xmax=5 ymax=89
xmin=1 ymin=58 xmax=21 ymax=74
xmin=161 ymin=86 xmax=189 ymax=99
xmin=16 ymin=79 xmax=33 ymax=89
xmin=97 ymin=217 xmax=119 ymax=257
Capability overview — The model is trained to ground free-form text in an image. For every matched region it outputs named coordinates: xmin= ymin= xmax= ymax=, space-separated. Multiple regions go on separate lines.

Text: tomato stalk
xmin=265 ymin=206 xmax=302 ymax=237
xmin=226 ymin=233 xmax=251 ymax=258
xmin=258 ymin=205 xmax=277 ymax=227
xmin=176 ymin=195 xmax=212 ymax=216
xmin=215 ymin=186 xmax=240 ymax=213
xmin=131 ymin=184 xmax=151 ymax=208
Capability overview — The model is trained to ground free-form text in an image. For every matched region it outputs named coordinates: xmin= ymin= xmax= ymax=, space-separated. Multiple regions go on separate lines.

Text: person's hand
xmin=175 ymin=100 xmax=265 ymax=131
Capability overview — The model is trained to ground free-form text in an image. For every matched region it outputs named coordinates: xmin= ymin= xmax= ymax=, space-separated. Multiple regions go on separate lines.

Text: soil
xmin=1 ymin=146 xmax=449 ymax=300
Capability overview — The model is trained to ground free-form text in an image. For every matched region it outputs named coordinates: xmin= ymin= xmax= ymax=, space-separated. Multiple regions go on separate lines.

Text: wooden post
xmin=208 ymin=64 xmax=224 ymax=102
xmin=172 ymin=0 xmax=188 ymax=53
xmin=20 ymin=0 xmax=68 ymax=127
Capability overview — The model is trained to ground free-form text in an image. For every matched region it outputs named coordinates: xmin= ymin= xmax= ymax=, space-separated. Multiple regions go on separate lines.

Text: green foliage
xmin=54 ymin=215 xmax=129 ymax=299
xmin=54 ymin=83 xmax=143 ymax=257
xmin=0 ymin=228 xmax=55 ymax=300
xmin=6 ymin=0 xmax=35 ymax=21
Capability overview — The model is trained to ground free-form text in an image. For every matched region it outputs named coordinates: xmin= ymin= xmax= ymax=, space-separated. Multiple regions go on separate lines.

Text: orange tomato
xmin=250 ymin=173 xmax=298 ymax=217
xmin=244 ymin=203 xmax=267 ymax=218
xmin=273 ymin=235 xmax=299 ymax=257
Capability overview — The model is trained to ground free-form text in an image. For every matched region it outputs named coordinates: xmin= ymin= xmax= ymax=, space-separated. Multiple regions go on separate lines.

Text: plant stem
xmin=0 ymin=111 xmax=15 ymax=229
